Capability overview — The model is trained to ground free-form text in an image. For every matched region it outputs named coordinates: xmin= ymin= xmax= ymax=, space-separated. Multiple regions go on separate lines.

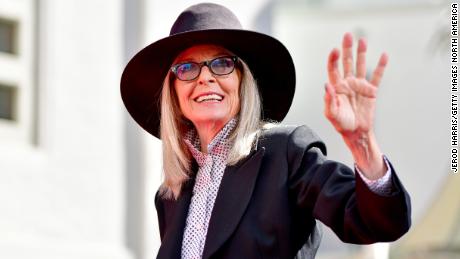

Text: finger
xmin=327 ymin=48 xmax=341 ymax=85
xmin=356 ymin=38 xmax=367 ymax=78
xmin=324 ymin=83 xmax=339 ymax=119
xmin=342 ymin=32 xmax=354 ymax=77
xmin=370 ymin=52 xmax=389 ymax=87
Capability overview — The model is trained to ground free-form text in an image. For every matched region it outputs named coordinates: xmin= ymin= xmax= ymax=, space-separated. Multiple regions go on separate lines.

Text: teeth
xmin=196 ymin=94 xmax=223 ymax=103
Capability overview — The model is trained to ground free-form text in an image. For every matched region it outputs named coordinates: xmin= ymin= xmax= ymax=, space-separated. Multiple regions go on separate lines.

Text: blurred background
xmin=0 ymin=0 xmax=456 ymax=258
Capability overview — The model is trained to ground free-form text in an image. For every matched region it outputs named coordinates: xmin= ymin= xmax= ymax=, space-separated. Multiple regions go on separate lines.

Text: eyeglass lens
xmin=174 ymin=56 xmax=236 ymax=81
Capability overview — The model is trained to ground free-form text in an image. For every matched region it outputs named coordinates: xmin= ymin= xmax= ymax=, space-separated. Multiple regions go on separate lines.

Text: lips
xmin=194 ymin=93 xmax=224 ymax=103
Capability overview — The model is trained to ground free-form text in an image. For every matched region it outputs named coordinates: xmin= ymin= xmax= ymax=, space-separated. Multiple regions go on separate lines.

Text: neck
xmin=193 ymin=120 xmax=227 ymax=153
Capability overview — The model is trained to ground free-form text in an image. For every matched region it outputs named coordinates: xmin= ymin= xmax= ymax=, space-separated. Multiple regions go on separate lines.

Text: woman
xmin=121 ymin=3 xmax=411 ymax=259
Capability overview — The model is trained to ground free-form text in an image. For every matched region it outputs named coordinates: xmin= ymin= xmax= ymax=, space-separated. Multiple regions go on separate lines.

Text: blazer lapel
xmin=156 ymin=176 xmax=195 ymax=259
xmin=202 ymin=147 xmax=266 ymax=259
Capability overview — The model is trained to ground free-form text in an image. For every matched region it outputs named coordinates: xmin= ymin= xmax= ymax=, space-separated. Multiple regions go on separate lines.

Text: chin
xmin=192 ymin=113 xmax=232 ymax=125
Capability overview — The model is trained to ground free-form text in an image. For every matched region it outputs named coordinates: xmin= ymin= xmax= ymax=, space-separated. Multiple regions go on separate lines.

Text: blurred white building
xmin=0 ymin=0 xmax=453 ymax=258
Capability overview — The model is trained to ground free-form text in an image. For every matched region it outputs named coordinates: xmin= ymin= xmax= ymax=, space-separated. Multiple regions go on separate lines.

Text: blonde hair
xmin=159 ymin=59 xmax=263 ymax=199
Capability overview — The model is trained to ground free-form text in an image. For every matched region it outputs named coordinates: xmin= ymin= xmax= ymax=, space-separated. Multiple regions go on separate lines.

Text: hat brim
xmin=121 ymin=29 xmax=296 ymax=138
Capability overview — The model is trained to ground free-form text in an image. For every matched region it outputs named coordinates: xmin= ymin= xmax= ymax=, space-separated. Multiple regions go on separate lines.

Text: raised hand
xmin=324 ymin=32 xmax=388 ymax=179
xmin=324 ymin=32 xmax=388 ymax=136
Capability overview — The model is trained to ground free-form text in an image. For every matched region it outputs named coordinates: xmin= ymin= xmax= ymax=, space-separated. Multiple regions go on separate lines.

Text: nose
xmin=197 ymin=65 xmax=216 ymax=84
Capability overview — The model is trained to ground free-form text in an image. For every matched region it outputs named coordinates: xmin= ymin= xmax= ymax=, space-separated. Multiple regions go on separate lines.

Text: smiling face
xmin=172 ymin=44 xmax=241 ymax=130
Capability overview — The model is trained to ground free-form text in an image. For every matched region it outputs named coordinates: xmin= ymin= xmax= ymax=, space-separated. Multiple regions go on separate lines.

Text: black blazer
xmin=155 ymin=125 xmax=411 ymax=259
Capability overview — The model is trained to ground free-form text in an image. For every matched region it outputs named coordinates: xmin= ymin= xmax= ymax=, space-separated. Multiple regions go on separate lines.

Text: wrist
xmin=342 ymin=131 xmax=385 ymax=180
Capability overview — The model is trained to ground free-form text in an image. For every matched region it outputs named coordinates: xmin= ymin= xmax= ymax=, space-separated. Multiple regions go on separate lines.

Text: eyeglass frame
xmin=170 ymin=56 xmax=239 ymax=81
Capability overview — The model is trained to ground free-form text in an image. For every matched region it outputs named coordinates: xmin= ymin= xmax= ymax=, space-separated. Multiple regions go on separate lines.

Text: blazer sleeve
xmin=287 ymin=125 xmax=411 ymax=244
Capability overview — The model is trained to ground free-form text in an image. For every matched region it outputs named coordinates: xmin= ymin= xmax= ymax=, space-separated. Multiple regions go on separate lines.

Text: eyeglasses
xmin=171 ymin=56 xmax=238 ymax=81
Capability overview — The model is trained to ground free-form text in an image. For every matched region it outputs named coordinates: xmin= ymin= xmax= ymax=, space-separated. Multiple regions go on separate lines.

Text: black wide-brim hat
xmin=121 ymin=3 xmax=296 ymax=138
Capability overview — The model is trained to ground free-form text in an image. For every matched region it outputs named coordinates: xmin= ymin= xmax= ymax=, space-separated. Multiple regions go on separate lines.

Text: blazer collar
xmin=203 ymin=147 xmax=265 ymax=259
xmin=156 ymin=147 xmax=265 ymax=259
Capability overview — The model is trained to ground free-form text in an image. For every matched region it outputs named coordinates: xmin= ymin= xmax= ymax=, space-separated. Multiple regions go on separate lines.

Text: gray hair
xmin=158 ymin=59 xmax=263 ymax=199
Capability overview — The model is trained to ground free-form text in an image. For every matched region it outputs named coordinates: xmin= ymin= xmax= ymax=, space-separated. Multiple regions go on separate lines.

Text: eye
xmin=176 ymin=63 xmax=199 ymax=80
xmin=210 ymin=57 xmax=235 ymax=75
xmin=177 ymin=63 xmax=194 ymax=73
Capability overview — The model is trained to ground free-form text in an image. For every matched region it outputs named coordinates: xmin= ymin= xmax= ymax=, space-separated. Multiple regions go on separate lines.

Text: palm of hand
xmin=325 ymin=33 xmax=388 ymax=136
xmin=331 ymin=77 xmax=376 ymax=133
